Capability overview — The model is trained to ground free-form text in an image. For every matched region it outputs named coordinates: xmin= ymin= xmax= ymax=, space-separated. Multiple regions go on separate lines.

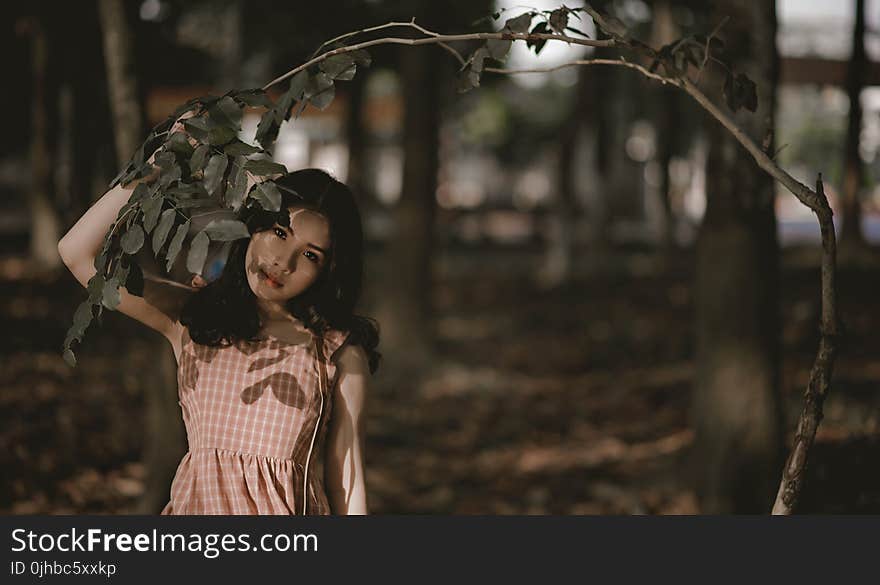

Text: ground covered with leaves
xmin=1 ymin=246 xmax=878 ymax=514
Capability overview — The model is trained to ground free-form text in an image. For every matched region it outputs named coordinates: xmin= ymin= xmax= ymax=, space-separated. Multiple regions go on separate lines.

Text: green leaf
xmin=142 ymin=197 xmax=163 ymax=233
xmin=166 ymin=182 xmax=204 ymax=195
xmin=291 ymin=100 xmax=308 ymax=121
xmin=183 ymin=116 xmax=213 ymax=141
xmin=115 ymin=260 xmax=130 ymax=289
xmin=130 ymin=183 xmax=150 ymax=204
xmin=166 ymin=132 xmax=194 ymax=156
xmin=598 ymin=13 xmax=629 ymax=39
xmin=155 ymin=150 xmax=176 ymax=170
xmin=63 ymin=349 xmax=77 ymax=367
xmin=207 ymin=126 xmax=238 ymax=146
xmin=471 ymin=47 xmax=490 ymax=74
xmin=73 ymin=301 xmax=93 ymax=335
xmin=256 ymin=108 xmax=281 ymax=150
xmin=87 ymin=273 xmax=105 ymax=303
xmin=169 ymin=96 xmax=206 ymax=120
xmin=309 ymin=83 xmax=335 ymax=110
xmin=204 ymin=154 xmax=229 ymax=196
xmin=273 ymin=78 xmax=300 ymax=125
xmin=203 ymin=219 xmax=250 ymax=241
xmin=109 ymin=161 xmax=133 ymax=189
xmin=549 ymin=8 xmax=569 ymax=34
xmin=226 ymin=159 xmax=249 ymax=211
xmin=101 ymin=278 xmax=121 ymax=310
xmin=234 ymin=89 xmax=273 ymax=108
xmin=456 ymin=65 xmax=482 ymax=93
xmin=303 ymin=71 xmax=335 ymax=110
xmin=504 ymin=12 xmax=533 ymax=33
xmin=94 ymin=248 xmax=108 ymax=276
xmin=288 ymin=69 xmax=310 ymax=98
xmin=190 ymin=144 xmax=210 ymax=174
xmin=320 ymin=53 xmax=356 ymax=80
xmin=186 ymin=230 xmax=210 ymax=275
xmin=174 ymin=197 xmax=215 ymax=208
xmin=185 ymin=116 xmax=237 ymax=145
xmin=305 ymin=72 xmax=333 ymax=99
xmin=349 ymin=49 xmax=371 ymax=67
xmin=251 ymin=181 xmax=282 ymax=212
xmin=120 ymin=224 xmax=145 ymax=254
xmin=224 ymin=140 xmax=261 ymax=156
xmin=165 ymin=220 xmax=190 ymax=271
xmin=243 ymin=159 xmax=287 ymax=176
xmin=334 ymin=63 xmax=357 ymax=81
xmin=119 ymin=162 xmax=154 ymax=186
xmin=564 ymin=25 xmax=591 ymax=38
xmin=487 ymin=38 xmax=512 ymax=60
xmin=159 ymin=163 xmax=182 ymax=188
xmin=724 ymin=71 xmax=758 ymax=113
xmin=208 ymin=96 xmax=243 ymax=131
xmin=152 ymin=209 xmax=176 ymax=256
xmin=124 ymin=261 xmax=144 ymax=297
xmin=527 ymin=22 xmax=549 ymax=54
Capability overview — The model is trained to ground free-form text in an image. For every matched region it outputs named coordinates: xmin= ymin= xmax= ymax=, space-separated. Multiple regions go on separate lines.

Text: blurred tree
xmin=840 ymin=0 xmax=867 ymax=251
xmin=98 ymin=0 xmax=185 ymax=514
xmin=650 ymin=0 xmax=681 ymax=252
xmin=375 ymin=0 xmax=489 ymax=365
xmin=539 ymin=66 xmax=590 ymax=289
xmin=24 ymin=12 xmax=62 ymax=270
xmin=57 ymin=2 xmax=115 ymax=221
xmin=377 ymin=43 xmax=445 ymax=362
xmin=98 ymin=0 xmax=146 ymax=167
xmin=345 ymin=72 xmax=370 ymax=206
xmin=691 ymin=0 xmax=784 ymax=513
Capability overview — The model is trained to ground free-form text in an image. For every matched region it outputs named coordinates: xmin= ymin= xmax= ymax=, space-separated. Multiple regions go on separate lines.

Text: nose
xmin=273 ymin=249 xmax=299 ymax=273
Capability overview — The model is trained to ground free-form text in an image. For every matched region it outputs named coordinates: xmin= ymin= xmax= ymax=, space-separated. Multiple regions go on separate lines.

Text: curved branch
xmin=262 ymin=18 xmax=842 ymax=515
xmin=263 ymin=23 xmax=613 ymax=90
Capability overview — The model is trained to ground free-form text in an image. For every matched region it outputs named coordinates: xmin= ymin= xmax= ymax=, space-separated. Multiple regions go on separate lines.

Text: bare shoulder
xmin=334 ymin=342 xmax=370 ymax=376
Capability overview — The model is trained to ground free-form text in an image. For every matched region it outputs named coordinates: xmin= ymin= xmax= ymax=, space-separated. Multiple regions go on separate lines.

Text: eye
xmin=273 ymin=227 xmax=286 ymax=239
xmin=304 ymin=250 xmax=320 ymax=263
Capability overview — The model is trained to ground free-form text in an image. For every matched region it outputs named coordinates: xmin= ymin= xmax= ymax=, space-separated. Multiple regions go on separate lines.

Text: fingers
xmin=189 ymin=274 xmax=208 ymax=289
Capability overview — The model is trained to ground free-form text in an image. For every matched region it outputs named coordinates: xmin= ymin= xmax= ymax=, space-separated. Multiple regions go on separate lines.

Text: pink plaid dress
xmin=160 ymin=326 xmax=350 ymax=515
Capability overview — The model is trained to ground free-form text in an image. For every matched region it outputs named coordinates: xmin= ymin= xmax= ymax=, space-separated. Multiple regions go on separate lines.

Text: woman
xmin=58 ymin=163 xmax=380 ymax=515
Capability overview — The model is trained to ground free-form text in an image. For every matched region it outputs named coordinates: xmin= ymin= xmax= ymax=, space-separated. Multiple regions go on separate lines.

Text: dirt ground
xmin=1 ymin=246 xmax=878 ymax=514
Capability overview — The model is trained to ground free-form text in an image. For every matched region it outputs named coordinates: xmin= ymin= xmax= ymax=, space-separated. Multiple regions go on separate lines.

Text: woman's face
xmin=244 ymin=206 xmax=331 ymax=302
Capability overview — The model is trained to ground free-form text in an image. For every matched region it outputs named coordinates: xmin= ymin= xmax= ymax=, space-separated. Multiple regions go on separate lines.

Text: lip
xmin=259 ymin=268 xmax=284 ymax=288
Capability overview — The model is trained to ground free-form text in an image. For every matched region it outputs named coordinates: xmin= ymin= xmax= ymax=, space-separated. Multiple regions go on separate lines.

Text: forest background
xmin=2 ymin=0 xmax=879 ymax=514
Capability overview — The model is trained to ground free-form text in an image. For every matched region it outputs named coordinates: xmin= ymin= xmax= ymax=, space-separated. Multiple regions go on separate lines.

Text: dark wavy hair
xmin=180 ymin=168 xmax=381 ymax=374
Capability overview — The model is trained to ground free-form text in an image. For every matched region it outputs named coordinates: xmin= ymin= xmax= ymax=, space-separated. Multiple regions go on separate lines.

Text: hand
xmin=188 ymin=274 xmax=208 ymax=289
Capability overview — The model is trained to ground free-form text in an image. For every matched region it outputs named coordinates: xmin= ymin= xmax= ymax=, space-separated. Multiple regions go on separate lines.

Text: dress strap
xmin=302 ymin=334 xmax=330 ymax=515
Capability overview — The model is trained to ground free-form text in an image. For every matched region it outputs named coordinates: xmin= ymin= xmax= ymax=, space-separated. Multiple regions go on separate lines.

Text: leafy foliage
xmin=62 ymin=53 xmax=372 ymax=367
xmin=64 ymin=4 xmax=763 ymax=367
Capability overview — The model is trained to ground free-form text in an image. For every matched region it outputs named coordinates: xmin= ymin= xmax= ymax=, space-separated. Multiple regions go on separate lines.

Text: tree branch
xmin=771 ymin=175 xmax=841 ymax=514
xmin=262 ymin=21 xmax=613 ymax=90
xmin=262 ymin=16 xmax=842 ymax=514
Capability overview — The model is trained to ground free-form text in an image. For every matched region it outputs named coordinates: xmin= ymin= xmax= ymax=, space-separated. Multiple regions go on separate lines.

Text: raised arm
xmin=324 ymin=343 xmax=371 ymax=515
xmin=57 ymin=164 xmax=186 ymax=346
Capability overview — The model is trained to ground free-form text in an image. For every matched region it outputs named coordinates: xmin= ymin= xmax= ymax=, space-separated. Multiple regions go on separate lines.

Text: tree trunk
xmin=28 ymin=17 xmax=63 ymax=271
xmin=840 ymin=0 xmax=866 ymax=251
xmin=98 ymin=0 xmax=185 ymax=514
xmin=690 ymin=0 xmax=785 ymax=513
xmin=540 ymin=67 xmax=590 ymax=289
xmin=375 ymin=46 xmax=442 ymax=366
xmin=651 ymin=1 xmax=679 ymax=253
xmin=345 ymin=73 xmax=369 ymax=206
xmin=98 ymin=0 xmax=144 ymax=165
